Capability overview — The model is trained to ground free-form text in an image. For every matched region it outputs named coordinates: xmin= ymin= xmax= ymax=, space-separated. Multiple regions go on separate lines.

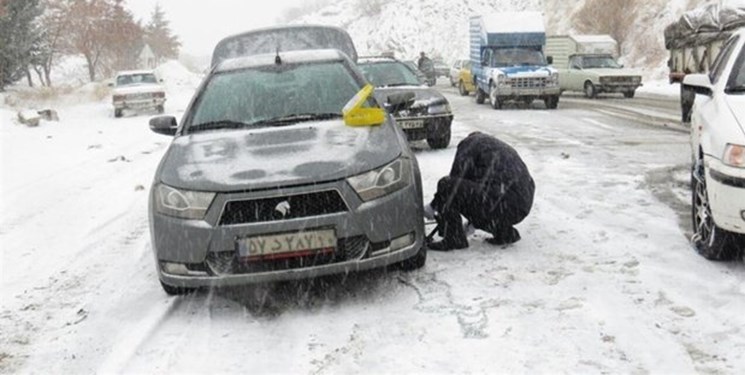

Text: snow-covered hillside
xmin=290 ymin=0 xmax=712 ymax=79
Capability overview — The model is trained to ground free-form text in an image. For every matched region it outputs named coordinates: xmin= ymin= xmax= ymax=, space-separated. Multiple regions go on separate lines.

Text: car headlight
xmin=723 ymin=144 xmax=745 ymax=168
xmin=600 ymin=77 xmax=610 ymax=84
xmin=496 ymin=73 xmax=509 ymax=87
xmin=154 ymin=184 xmax=215 ymax=220
xmin=428 ymin=103 xmax=451 ymax=114
xmin=347 ymin=158 xmax=413 ymax=202
xmin=547 ymin=73 xmax=559 ymax=86
xmin=633 ymin=76 xmax=642 ymax=84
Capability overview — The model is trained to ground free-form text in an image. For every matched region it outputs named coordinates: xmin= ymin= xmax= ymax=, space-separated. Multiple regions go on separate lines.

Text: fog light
xmin=391 ymin=233 xmax=415 ymax=251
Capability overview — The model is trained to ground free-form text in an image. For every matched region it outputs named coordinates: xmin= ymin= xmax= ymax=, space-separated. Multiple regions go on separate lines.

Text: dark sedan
xmin=358 ymin=57 xmax=454 ymax=149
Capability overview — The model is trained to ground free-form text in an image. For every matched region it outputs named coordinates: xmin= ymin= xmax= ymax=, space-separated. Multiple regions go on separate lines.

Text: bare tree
xmin=572 ymin=0 xmax=638 ymax=52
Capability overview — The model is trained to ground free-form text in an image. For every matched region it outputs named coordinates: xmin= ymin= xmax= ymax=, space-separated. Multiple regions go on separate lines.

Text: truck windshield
xmin=583 ymin=56 xmax=622 ymax=69
xmin=492 ymin=48 xmax=546 ymax=67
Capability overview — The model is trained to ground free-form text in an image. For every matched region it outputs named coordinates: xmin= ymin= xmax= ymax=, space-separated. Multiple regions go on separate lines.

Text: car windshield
xmin=727 ymin=47 xmax=745 ymax=93
xmin=492 ymin=48 xmax=546 ymax=67
xmin=188 ymin=61 xmax=362 ymax=132
xmin=583 ymin=56 xmax=622 ymax=69
xmin=116 ymin=73 xmax=157 ymax=86
xmin=358 ymin=61 xmax=422 ymax=87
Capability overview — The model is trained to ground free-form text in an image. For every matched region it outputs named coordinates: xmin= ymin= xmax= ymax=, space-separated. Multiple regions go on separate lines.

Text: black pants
xmin=430 ymin=176 xmax=531 ymax=245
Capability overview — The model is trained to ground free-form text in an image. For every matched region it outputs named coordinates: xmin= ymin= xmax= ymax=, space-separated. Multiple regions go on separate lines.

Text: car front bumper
xmin=706 ymin=157 xmax=745 ymax=234
xmin=395 ymin=114 xmax=453 ymax=141
xmin=495 ymin=86 xmax=561 ymax=99
xmin=597 ymin=83 xmax=642 ymax=93
xmin=114 ymin=98 xmax=166 ymax=110
xmin=150 ymin=171 xmax=425 ymax=288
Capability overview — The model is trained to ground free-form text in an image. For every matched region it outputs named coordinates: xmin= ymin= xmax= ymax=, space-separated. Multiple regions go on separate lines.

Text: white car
xmin=449 ymin=59 xmax=469 ymax=86
xmin=111 ymin=70 xmax=166 ymax=118
xmin=684 ymin=29 xmax=745 ymax=261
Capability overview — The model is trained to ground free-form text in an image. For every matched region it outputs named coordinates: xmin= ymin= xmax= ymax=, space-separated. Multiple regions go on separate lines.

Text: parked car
xmin=110 ymin=70 xmax=166 ymax=118
xmin=357 ymin=56 xmax=454 ymax=149
xmin=559 ymin=54 xmax=642 ymax=98
xmin=147 ymin=26 xmax=427 ymax=295
xmin=684 ymin=29 xmax=745 ymax=261
xmin=449 ymin=59 xmax=468 ymax=86
xmin=433 ymin=59 xmax=450 ymax=78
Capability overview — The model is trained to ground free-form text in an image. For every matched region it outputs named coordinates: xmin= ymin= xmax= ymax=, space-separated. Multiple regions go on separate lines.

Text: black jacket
xmin=450 ymin=132 xmax=535 ymax=215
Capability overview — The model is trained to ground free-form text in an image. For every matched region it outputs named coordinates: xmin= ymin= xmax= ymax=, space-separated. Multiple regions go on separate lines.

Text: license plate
xmin=237 ymin=229 xmax=336 ymax=260
xmin=398 ymin=120 xmax=424 ymax=129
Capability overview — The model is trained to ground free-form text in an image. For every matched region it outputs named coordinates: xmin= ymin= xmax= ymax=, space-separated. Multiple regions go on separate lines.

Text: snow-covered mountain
xmin=290 ymin=0 xmax=711 ymax=79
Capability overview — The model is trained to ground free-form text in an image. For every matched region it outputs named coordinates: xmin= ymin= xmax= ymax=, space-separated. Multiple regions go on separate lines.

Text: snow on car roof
xmin=215 ymin=49 xmax=348 ymax=72
xmin=357 ymin=56 xmax=397 ymax=64
xmin=481 ymin=12 xmax=545 ymax=34
xmin=572 ymin=35 xmax=617 ymax=45
xmin=115 ymin=70 xmax=156 ymax=77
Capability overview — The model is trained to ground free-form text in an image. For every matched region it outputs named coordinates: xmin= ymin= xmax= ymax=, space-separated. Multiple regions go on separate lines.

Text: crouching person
xmin=425 ymin=132 xmax=535 ymax=251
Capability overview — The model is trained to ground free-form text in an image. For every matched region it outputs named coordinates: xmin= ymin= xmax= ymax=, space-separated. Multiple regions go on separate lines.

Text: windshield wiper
xmin=383 ymin=83 xmax=416 ymax=87
xmin=249 ymin=113 xmax=342 ymax=127
xmin=188 ymin=120 xmax=252 ymax=133
xmin=725 ymin=85 xmax=745 ymax=94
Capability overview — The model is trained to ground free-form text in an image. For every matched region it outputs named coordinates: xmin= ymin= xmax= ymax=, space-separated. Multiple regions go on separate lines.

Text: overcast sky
xmin=126 ymin=0 xmax=306 ymax=56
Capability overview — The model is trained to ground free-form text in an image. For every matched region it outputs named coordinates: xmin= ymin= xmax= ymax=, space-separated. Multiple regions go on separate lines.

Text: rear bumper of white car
xmin=113 ymin=97 xmax=166 ymax=110
xmin=706 ymin=157 xmax=745 ymax=234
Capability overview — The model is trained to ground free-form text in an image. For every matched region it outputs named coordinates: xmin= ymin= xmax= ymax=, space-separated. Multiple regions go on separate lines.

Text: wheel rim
xmin=693 ymin=166 xmax=714 ymax=245
xmin=585 ymin=83 xmax=593 ymax=97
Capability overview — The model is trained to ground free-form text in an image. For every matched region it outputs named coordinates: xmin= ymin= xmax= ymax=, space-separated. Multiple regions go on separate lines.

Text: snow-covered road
xmin=1 ymin=77 xmax=744 ymax=374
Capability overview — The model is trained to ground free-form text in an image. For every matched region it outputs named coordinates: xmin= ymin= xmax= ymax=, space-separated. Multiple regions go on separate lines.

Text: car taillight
xmin=113 ymin=95 xmax=125 ymax=102
xmin=153 ymin=92 xmax=165 ymax=98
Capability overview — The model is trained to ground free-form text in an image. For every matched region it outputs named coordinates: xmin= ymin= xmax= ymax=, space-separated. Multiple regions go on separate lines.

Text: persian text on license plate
xmin=399 ymin=120 xmax=424 ymax=129
xmin=237 ymin=229 xmax=336 ymax=260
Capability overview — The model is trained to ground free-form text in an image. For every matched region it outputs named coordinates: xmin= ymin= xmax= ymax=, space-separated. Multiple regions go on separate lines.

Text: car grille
xmin=508 ymin=77 xmax=546 ymax=89
xmin=205 ymin=236 xmax=369 ymax=275
xmin=219 ymin=190 xmax=348 ymax=226
xmin=602 ymin=77 xmax=636 ymax=83
xmin=128 ymin=93 xmax=153 ymax=100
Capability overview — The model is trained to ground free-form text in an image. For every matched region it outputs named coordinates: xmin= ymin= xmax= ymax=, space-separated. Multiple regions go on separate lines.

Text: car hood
xmin=372 ymin=86 xmax=448 ymax=109
xmin=113 ymin=84 xmax=164 ymax=95
xmin=158 ymin=119 xmax=402 ymax=192
xmin=583 ymin=68 xmax=642 ymax=77
xmin=496 ymin=66 xmax=557 ymax=77
xmin=725 ymin=95 xmax=745 ymax=137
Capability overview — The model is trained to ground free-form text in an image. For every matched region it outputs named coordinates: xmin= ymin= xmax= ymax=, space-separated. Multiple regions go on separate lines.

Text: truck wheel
xmin=623 ymin=90 xmax=636 ymax=99
xmin=584 ymin=82 xmax=597 ymax=99
xmin=156 ymin=105 xmax=165 ymax=114
xmin=544 ymin=96 xmax=559 ymax=109
xmin=458 ymin=81 xmax=469 ymax=96
xmin=476 ymin=88 xmax=486 ymax=104
xmin=691 ymin=163 xmax=745 ymax=261
xmin=489 ymin=83 xmax=502 ymax=109
xmin=427 ymin=129 xmax=451 ymax=149
xmin=114 ymin=109 xmax=123 ymax=118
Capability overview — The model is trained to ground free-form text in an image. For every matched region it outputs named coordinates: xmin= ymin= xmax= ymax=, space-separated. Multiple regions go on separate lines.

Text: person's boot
xmin=486 ymin=227 xmax=521 ymax=246
xmin=427 ymin=238 xmax=468 ymax=251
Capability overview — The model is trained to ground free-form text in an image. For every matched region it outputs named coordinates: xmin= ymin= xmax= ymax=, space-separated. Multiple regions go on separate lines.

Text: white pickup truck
xmin=546 ymin=35 xmax=642 ymax=98
xmin=110 ymin=70 xmax=166 ymax=118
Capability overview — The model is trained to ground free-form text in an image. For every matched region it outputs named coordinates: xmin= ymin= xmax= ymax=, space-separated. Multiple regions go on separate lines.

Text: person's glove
xmin=423 ymin=203 xmax=436 ymax=221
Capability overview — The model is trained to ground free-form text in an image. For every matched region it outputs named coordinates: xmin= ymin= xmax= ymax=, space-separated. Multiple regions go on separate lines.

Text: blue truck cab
xmin=470 ymin=12 xmax=560 ymax=109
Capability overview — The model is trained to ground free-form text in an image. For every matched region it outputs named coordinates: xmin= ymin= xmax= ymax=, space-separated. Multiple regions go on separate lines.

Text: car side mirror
xmin=546 ymin=56 xmax=554 ymax=65
xmin=149 ymin=116 xmax=178 ymax=136
xmin=107 ymin=82 xmax=114 ymax=88
xmin=683 ymin=74 xmax=713 ymax=97
xmin=159 ymin=78 xmax=164 ymax=83
xmin=385 ymin=92 xmax=416 ymax=114
xmin=619 ymin=64 xmax=625 ymax=68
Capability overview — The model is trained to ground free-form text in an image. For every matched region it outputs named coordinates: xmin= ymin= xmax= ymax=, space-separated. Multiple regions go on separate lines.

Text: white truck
xmin=546 ymin=35 xmax=642 ymax=98
xmin=664 ymin=3 xmax=745 ymax=121
xmin=469 ymin=12 xmax=560 ymax=109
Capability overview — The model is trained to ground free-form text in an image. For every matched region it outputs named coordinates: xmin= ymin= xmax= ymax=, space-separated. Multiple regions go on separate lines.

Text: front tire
xmin=160 ymin=280 xmax=198 ymax=296
xmin=489 ymin=83 xmax=502 ymax=110
xmin=544 ymin=95 xmax=559 ymax=109
xmin=691 ymin=163 xmax=745 ymax=261
xmin=584 ymin=81 xmax=597 ymax=99
xmin=114 ymin=109 xmax=123 ymax=118
xmin=623 ymin=90 xmax=636 ymax=99
xmin=427 ymin=128 xmax=451 ymax=149
xmin=476 ymin=88 xmax=486 ymax=104
xmin=458 ymin=81 xmax=469 ymax=96
xmin=395 ymin=246 xmax=427 ymax=271
xmin=156 ymin=105 xmax=165 ymax=114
